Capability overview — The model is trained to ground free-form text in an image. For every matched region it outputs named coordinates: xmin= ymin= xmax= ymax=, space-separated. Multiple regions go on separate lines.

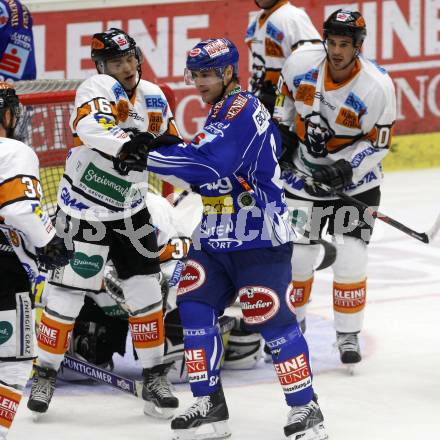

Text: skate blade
xmin=172 ymin=420 xmax=231 ymax=440
xmin=345 ymin=364 xmax=356 ymax=376
xmin=31 ymin=411 xmax=45 ymax=422
xmin=143 ymin=400 xmax=176 ymax=419
xmin=288 ymin=423 xmax=328 ymax=440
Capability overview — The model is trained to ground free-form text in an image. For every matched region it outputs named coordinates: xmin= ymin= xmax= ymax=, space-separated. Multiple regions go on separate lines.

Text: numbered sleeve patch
xmin=0 ymin=175 xmax=42 ymax=208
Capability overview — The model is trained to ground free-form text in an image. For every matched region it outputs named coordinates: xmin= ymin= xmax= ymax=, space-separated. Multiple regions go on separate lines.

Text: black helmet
xmin=0 ymin=82 xmax=21 ymax=136
xmin=91 ymin=28 xmax=139 ymax=62
xmin=323 ymin=9 xmax=367 ymax=47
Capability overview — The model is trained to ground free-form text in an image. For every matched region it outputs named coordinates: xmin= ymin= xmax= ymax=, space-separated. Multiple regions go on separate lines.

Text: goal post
xmin=14 ymin=79 xmax=174 ymax=215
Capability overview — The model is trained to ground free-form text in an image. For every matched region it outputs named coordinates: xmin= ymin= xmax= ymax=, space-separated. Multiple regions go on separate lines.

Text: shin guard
xmin=262 ymin=324 xmax=314 ymax=406
xmin=179 ymin=301 xmax=223 ymax=397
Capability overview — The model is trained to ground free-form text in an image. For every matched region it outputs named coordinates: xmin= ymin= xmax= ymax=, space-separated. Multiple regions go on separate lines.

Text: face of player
xmin=326 ymin=35 xmax=359 ymax=81
xmin=255 ymin=0 xmax=280 ymax=9
xmin=192 ymin=66 xmax=234 ymax=105
xmin=105 ymin=53 xmax=139 ymax=92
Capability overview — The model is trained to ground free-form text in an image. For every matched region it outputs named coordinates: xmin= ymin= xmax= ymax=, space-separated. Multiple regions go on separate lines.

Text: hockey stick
xmin=62 ymin=354 xmax=143 ymax=398
xmin=289 ymin=167 xmax=440 ymax=244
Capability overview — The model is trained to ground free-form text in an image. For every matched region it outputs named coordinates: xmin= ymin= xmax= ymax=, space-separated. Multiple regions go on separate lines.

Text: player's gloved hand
xmin=36 ymin=234 xmax=74 ymax=271
xmin=114 ymin=132 xmax=184 ymax=176
xmin=304 ymin=159 xmax=353 ymax=197
xmin=273 ymin=121 xmax=299 ymax=168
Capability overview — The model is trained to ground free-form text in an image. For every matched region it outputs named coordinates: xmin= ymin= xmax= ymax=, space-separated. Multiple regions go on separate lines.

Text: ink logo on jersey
xmin=0 ymin=322 xmax=13 ymax=345
xmin=145 ymin=95 xmax=167 ymax=116
xmin=204 ymin=39 xmax=229 ymax=58
xmin=112 ymin=83 xmax=128 ymax=101
xmin=32 ymin=203 xmax=54 ymax=233
xmin=185 ymin=348 xmax=208 ymax=382
xmin=296 ymin=84 xmax=316 ymax=106
xmin=239 ymin=286 xmax=280 ymax=325
xmin=237 ymin=192 xmax=256 ymax=209
xmin=266 ymin=21 xmax=284 ymax=43
xmin=60 ymin=187 xmax=89 ymax=211
xmin=207 ymin=239 xmax=243 ymax=250
xmin=0 ymin=3 xmax=9 ymax=28
xmin=169 ymin=260 xmax=185 ymax=287
xmin=177 ymin=260 xmax=206 ymax=295
xmin=0 ymin=392 xmax=19 ymax=427
xmin=274 ymin=353 xmax=312 ymax=394
xmin=0 ymin=42 xmax=29 ymax=79
xmin=192 ymin=129 xmax=217 ymax=148
xmin=112 ymin=34 xmax=130 ymax=50
xmin=8 ymin=229 xmax=20 ymax=247
xmin=148 ymin=111 xmax=163 ymax=134
xmin=351 ymin=146 xmax=376 ymax=168
xmin=80 ymin=163 xmax=131 ymax=203
xmin=94 ymin=114 xmax=116 ymax=130
xmin=129 ymin=320 xmax=160 ymax=343
xmin=293 ymin=69 xmax=318 ymax=88
xmin=70 ymin=252 xmax=104 ymax=279
xmin=225 ymin=94 xmax=249 ymax=120
xmin=252 ymin=103 xmax=270 ymax=134
xmin=245 ymin=21 xmax=256 ymax=40
xmin=345 ymin=92 xmax=367 ymax=115
xmin=202 ymin=195 xmax=235 ymax=215
xmin=336 ymin=107 xmax=362 ymax=129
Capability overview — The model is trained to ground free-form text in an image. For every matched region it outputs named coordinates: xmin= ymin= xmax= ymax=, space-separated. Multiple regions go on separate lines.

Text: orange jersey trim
xmin=258 ymin=0 xmax=289 ymax=28
xmin=324 ymin=59 xmax=361 ymax=91
xmin=0 ymin=175 xmax=40 ymax=208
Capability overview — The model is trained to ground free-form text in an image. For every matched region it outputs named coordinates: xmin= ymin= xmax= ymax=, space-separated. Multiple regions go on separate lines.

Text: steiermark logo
xmin=70 ymin=252 xmax=104 ymax=279
xmin=80 ymin=163 xmax=131 ymax=202
xmin=0 ymin=321 xmax=13 ymax=345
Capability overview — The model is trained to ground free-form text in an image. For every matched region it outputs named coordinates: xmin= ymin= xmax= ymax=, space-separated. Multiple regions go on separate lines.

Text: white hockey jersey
xmin=274 ymin=44 xmax=396 ymax=199
xmin=0 ymin=137 xmax=53 ymax=292
xmin=62 ymin=74 xmax=179 ymax=220
xmin=245 ymin=1 xmax=320 ymax=94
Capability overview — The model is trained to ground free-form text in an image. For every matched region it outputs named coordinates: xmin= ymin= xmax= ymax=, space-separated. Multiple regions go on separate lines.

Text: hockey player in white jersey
xmin=27 ymin=28 xmax=181 ymax=419
xmin=274 ymin=9 xmax=396 ymax=369
xmin=245 ymin=0 xmax=321 ymax=115
xmin=0 ymin=83 xmax=71 ymax=438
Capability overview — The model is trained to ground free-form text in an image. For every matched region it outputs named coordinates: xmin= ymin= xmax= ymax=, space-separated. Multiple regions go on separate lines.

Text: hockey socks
xmin=262 ymin=323 xmax=314 ymax=406
xmin=178 ymin=301 xmax=224 ymax=397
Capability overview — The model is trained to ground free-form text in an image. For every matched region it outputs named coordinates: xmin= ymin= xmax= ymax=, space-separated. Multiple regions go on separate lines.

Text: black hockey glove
xmin=273 ymin=121 xmax=299 ymax=169
xmin=114 ymin=132 xmax=184 ymax=176
xmin=304 ymin=159 xmax=353 ymax=197
xmin=36 ymin=234 xmax=74 ymax=271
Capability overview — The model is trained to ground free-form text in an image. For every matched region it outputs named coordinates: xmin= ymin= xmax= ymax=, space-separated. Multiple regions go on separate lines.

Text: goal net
xmin=14 ymin=79 xmax=173 ymax=215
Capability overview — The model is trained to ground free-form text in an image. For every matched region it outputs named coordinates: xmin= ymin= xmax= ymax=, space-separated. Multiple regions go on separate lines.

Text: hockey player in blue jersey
xmin=117 ymin=38 xmax=328 ymax=440
xmin=0 ymin=0 xmax=36 ymax=82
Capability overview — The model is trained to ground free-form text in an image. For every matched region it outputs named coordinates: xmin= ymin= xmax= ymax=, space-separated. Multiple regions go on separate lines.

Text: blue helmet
xmin=186 ymin=38 xmax=239 ymax=77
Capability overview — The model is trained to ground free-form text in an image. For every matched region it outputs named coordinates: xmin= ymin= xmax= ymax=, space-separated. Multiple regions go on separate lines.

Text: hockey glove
xmin=273 ymin=121 xmax=299 ymax=169
xmin=36 ymin=234 xmax=74 ymax=271
xmin=304 ymin=159 xmax=353 ymax=197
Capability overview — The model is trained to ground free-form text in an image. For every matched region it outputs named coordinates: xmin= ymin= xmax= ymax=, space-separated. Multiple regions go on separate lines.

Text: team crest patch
xmin=239 ymin=286 xmax=280 ymax=325
xmin=237 ymin=192 xmax=255 ymax=209
xmin=177 ymin=260 xmax=206 ymax=295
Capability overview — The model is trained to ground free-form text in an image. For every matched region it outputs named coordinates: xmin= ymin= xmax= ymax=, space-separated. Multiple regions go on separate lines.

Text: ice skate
xmin=142 ymin=362 xmax=179 ymax=419
xmin=27 ymin=364 xmax=57 ymax=419
xmin=171 ymin=386 xmax=231 ymax=440
xmin=284 ymin=397 xmax=328 ymax=440
xmin=336 ymin=332 xmax=361 ymax=374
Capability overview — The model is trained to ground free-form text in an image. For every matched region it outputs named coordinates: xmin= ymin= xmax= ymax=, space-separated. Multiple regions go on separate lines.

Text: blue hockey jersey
xmin=148 ymin=88 xmax=293 ymax=252
xmin=0 ymin=0 xmax=36 ymax=81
